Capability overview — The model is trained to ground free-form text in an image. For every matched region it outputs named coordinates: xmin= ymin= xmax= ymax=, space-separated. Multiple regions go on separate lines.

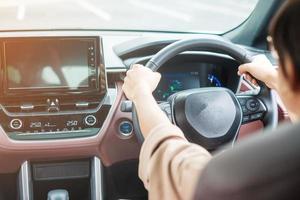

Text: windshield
xmin=0 ymin=0 xmax=259 ymax=33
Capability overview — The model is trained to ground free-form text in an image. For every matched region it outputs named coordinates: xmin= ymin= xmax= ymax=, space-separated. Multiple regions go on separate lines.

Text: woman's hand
xmin=238 ymin=55 xmax=278 ymax=89
xmin=122 ymin=64 xmax=161 ymax=102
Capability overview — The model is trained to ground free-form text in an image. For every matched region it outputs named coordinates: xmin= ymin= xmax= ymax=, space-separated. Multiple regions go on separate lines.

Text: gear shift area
xmin=18 ymin=157 xmax=103 ymax=200
xmin=47 ymin=189 xmax=69 ymax=200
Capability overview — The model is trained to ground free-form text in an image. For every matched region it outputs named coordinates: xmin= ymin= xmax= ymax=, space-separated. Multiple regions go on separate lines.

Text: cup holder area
xmin=18 ymin=157 xmax=103 ymax=200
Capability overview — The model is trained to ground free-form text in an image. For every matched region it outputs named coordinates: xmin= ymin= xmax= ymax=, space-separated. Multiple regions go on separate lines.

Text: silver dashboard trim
xmin=18 ymin=161 xmax=33 ymax=200
xmin=91 ymin=156 xmax=103 ymax=200
xmin=0 ymin=88 xmax=116 ymax=117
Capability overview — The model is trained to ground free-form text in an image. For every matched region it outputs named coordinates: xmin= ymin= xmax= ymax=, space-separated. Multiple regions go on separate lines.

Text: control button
xmin=241 ymin=105 xmax=249 ymax=114
xmin=47 ymin=98 xmax=60 ymax=112
xmin=85 ymin=115 xmax=97 ymax=126
xmin=242 ymin=115 xmax=250 ymax=123
xmin=246 ymin=99 xmax=260 ymax=112
xmin=238 ymin=98 xmax=247 ymax=106
xmin=20 ymin=103 xmax=34 ymax=111
xmin=10 ymin=119 xmax=23 ymax=130
xmin=76 ymin=102 xmax=89 ymax=109
xmin=90 ymin=69 xmax=96 ymax=74
xmin=119 ymin=121 xmax=133 ymax=136
xmin=90 ymin=78 xmax=97 ymax=88
xmin=250 ymin=112 xmax=264 ymax=121
xmin=121 ymin=101 xmax=133 ymax=112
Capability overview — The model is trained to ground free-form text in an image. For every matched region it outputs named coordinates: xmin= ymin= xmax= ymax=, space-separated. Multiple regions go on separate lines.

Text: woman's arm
xmin=122 ymin=64 xmax=212 ymax=200
xmin=122 ymin=64 xmax=170 ymax=137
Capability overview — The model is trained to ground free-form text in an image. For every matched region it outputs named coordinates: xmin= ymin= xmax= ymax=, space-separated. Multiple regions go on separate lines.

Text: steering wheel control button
xmin=238 ymin=98 xmax=247 ymax=106
xmin=250 ymin=112 xmax=264 ymax=121
xmin=10 ymin=119 xmax=23 ymax=130
xmin=119 ymin=121 xmax=133 ymax=137
xmin=242 ymin=115 xmax=250 ymax=123
xmin=246 ymin=99 xmax=260 ymax=112
xmin=84 ymin=115 xmax=97 ymax=126
xmin=241 ymin=105 xmax=249 ymax=115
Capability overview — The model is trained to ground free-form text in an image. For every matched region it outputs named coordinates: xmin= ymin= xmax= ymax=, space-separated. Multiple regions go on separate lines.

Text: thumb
xmin=154 ymin=72 xmax=161 ymax=82
xmin=238 ymin=63 xmax=252 ymax=75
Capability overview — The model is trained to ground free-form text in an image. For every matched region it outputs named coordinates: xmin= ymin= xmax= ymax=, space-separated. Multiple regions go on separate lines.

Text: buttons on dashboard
xmin=84 ymin=115 xmax=97 ymax=126
xmin=10 ymin=119 xmax=23 ymax=130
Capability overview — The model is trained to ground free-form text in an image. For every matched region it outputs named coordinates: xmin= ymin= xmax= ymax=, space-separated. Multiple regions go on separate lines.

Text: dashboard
xmin=0 ymin=31 xmax=279 ymax=200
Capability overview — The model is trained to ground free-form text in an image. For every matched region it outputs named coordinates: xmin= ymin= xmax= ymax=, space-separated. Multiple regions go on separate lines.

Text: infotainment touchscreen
xmin=2 ymin=37 xmax=101 ymax=96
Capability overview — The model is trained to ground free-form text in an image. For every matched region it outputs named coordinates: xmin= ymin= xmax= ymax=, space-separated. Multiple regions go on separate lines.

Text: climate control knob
xmin=10 ymin=119 xmax=23 ymax=130
xmin=84 ymin=115 xmax=97 ymax=126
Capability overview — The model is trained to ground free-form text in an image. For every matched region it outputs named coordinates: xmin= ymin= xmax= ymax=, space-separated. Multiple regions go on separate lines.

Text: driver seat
xmin=194 ymin=122 xmax=300 ymax=200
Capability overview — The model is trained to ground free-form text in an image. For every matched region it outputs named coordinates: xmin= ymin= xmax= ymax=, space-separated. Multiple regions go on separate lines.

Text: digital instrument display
xmin=154 ymin=65 xmax=224 ymax=101
xmin=3 ymin=38 xmax=98 ymax=92
xmin=155 ymin=72 xmax=201 ymax=101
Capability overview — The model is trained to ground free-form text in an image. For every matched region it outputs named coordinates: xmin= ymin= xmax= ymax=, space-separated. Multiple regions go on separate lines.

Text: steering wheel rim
xmin=132 ymin=35 xmax=278 ymax=149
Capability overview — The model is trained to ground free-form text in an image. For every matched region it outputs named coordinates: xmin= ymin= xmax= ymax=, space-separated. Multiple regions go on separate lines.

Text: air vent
xmin=3 ymin=102 xmax=100 ymax=114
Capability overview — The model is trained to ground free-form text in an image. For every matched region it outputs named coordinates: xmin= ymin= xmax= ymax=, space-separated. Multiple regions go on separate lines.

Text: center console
xmin=0 ymin=36 xmax=110 ymax=140
xmin=18 ymin=157 xmax=104 ymax=200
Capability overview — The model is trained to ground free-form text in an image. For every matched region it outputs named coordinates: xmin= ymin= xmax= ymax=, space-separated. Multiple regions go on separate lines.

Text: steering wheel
xmin=132 ymin=35 xmax=278 ymax=151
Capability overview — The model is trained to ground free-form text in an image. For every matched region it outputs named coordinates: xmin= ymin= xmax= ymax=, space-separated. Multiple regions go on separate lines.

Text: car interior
xmin=0 ymin=0 xmax=293 ymax=199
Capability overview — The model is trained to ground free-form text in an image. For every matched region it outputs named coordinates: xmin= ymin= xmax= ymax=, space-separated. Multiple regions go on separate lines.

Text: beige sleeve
xmin=139 ymin=123 xmax=212 ymax=200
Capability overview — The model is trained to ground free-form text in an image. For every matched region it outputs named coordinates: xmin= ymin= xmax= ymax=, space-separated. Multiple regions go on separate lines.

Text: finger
xmin=238 ymin=64 xmax=252 ymax=75
xmin=245 ymin=73 xmax=251 ymax=81
xmin=131 ymin=64 xmax=144 ymax=70
xmin=244 ymin=73 xmax=255 ymax=83
xmin=154 ymin=72 xmax=161 ymax=81
xmin=123 ymin=76 xmax=129 ymax=84
xmin=252 ymin=54 xmax=269 ymax=64
xmin=122 ymin=83 xmax=127 ymax=93
xmin=251 ymin=79 xmax=258 ymax=86
xmin=126 ymin=69 xmax=135 ymax=78
xmin=126 ymin=69 xmax=132 ymax=76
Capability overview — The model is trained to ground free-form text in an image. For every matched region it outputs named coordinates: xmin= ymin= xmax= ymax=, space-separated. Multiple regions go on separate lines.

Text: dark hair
xmin=269 ymin=0 xmax=300 ymax=90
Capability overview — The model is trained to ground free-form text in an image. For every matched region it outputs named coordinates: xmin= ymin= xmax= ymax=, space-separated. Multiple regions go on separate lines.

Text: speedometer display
xmin=155 ymin=72 xmax=200 ymax=101
xmin=154 ymin=63 xmax=228 ymax=101
xmin=208 ymin=74 xmax=223 ymax=87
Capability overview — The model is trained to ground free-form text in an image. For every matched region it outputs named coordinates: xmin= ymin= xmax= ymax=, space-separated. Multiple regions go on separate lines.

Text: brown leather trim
xmin=237 ymin=121 xmax=264 ymax=141
xmin=0 ymin=82 xmax=140 ymax=173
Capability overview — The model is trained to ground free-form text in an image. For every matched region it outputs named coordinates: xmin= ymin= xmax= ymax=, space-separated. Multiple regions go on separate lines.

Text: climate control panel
xmin=0 ymin=105 xmax=111 ymax=140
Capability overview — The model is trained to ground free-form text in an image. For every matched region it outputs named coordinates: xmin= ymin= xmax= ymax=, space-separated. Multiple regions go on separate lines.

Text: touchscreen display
xmin=4 ymin=39 xmax=93 ymax=90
